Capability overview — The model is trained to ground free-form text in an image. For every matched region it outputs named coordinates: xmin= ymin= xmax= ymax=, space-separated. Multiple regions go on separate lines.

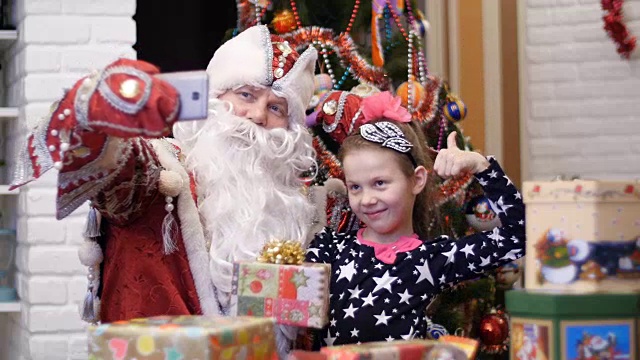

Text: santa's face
xmin=218 ymin=86 xmax=289 ymax=129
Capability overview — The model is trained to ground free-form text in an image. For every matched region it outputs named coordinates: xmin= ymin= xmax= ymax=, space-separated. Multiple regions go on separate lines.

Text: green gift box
xmin=506 ymin=289 xmax=639 ymax=359
xmin=87 ymin=315 xmax=277 ymax=360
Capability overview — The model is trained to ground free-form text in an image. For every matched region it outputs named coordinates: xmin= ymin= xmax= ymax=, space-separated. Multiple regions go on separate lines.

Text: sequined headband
xmin=359 ymin=121 xmax=417 ymax=167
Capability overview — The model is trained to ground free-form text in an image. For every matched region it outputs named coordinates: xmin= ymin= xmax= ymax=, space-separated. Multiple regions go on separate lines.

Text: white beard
xmin=173 ymin=100 xmax=316 ymax=309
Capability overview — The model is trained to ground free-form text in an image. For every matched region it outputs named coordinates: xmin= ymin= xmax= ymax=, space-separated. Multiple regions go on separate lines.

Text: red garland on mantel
xmin=601 ymin=0 xmax=637 ymax=58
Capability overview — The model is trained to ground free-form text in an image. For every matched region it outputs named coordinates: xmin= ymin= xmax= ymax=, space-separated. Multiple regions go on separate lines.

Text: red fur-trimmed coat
xmin=11 ymin=59 xmax=218 ymax=322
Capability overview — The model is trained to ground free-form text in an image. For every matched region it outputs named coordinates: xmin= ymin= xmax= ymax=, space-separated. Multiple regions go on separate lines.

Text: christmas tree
xmin=230 ymin=1 xmax=519 ymax=358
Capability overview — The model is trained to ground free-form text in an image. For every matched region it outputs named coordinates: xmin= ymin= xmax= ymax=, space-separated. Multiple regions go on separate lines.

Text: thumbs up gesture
xmin=433 ymin=131 xmax=490 ymax=178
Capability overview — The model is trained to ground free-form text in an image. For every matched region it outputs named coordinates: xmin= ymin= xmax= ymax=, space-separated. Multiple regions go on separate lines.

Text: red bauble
xmin=479 ymin=309 xmax=509 ymax=354
xmin=249 ymin=280 xmax=263 ymax=293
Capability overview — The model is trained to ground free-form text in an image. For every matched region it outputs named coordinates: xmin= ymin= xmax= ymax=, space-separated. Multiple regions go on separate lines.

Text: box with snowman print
xmin=522 ymin=180 xmax=640 ymax=292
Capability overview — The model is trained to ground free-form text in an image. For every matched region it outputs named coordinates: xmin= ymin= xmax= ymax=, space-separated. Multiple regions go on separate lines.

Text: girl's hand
xmin=433 ymin=132 xmax=490 ymax=178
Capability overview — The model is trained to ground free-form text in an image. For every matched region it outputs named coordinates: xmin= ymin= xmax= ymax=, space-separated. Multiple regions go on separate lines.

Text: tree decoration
xmin=601 ymin=0 xmax=637 ymax=59
xmin=271 ymin=10 xmax=297 ymax=34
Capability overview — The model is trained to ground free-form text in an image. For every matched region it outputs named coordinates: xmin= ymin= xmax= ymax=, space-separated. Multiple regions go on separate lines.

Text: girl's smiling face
xmin=343 ymin=146 xmax=426 ymax=244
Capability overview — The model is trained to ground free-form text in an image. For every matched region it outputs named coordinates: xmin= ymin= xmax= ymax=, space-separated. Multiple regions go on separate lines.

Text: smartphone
xmin=155 ymin=71 xmax=209 ymax=121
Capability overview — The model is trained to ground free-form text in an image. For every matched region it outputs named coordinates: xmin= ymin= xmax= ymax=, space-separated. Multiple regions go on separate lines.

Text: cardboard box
xmin=523 ymin=180 xmax=640 ymax=292
xmin=506 ymin=289 xmax=639 ymax=360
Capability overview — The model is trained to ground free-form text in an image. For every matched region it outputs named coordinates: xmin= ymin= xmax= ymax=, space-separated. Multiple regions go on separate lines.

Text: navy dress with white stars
xmin=305 ymin=158 xmax=526 ymax=347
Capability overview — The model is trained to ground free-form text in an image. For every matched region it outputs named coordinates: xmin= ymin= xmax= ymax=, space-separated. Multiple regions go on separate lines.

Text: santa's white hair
xmin=173 ymin=96 xmax=316 ymax=311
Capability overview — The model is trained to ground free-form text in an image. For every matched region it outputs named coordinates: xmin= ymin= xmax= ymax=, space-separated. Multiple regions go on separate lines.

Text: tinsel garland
xmin=601 ymin=0 xmax=637 ymax=58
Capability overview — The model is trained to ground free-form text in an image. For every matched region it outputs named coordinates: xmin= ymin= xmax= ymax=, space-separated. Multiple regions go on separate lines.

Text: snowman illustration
xmin=536 ymin=229 xmax=579 ymax=284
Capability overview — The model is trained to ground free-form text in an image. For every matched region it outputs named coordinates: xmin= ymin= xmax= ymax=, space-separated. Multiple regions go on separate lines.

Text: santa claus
xmin=10 ymin=25 xmax=318 ymax=355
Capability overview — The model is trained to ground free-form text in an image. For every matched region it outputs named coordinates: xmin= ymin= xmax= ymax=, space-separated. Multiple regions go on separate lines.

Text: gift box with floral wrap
xmin=87 ymin=315 xmax=277 ymax=359
xmin=230 ymin=240 xmax=331 ymax=329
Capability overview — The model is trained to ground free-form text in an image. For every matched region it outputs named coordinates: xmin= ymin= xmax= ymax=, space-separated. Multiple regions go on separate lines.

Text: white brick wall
xmin=522 ymin=0 xmax=640 ymax=180
xmin=4 ymin=1 xmax=137 ymax=359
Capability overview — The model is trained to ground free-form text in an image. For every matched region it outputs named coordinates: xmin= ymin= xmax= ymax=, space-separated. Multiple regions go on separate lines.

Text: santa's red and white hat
xmin=206 ymin=25 xmax=318 ymax=127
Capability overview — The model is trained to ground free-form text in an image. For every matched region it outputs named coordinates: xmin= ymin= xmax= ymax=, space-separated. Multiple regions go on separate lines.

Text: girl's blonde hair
xmin=337 ymin=119 xmax=440 ymax=240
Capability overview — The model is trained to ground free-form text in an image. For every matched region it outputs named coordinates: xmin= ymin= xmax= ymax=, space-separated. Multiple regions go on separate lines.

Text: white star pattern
xmin=438 ymin=274 xmax=446 ymax=284
xmin=488 ymin=228 xmax=504 ymax=241
xmin=467 ymin=262 xmax=476 ymax=271
xmin=401 ymin=326 xmax=415 ymax=340
xmin=351 ymin=328 xmax=359 ymax=337
xmin=478 ymin=178 xmax=488 ymax=186
xmin=348 ymin=285 xmax=363 ymax=299
xmin=372 ymin=270 xmax=398 ymax=294
xmin=337 ymin=260 xmax=357 ymax=282
xmin=415 ymin=261 xmax=435 ymax=285
xmin=495 ymin=196 xmax=514 ymax=215
xmin=307 ymin=247 xmax=319 ymax=257
xmin=398 ymin=289 xmax=413 ymax=305
xmin=460 ymin=243 xmax=475 ymax=258
xmin=488 ymin=169 xmax=498 ymax=178
xmin=480 ymin=255 xmax=491 ymax=267
xmin=324 ymin=332 xmax=336 ymax=346
xmin=362 ymin=292 xmax=378 ymax=307
xmin=374 ymin=310 xmax=392 ymax=326
xmin=500 ymin=249 xmax=522 ymax=261
xmin=344 ymin=303 xmax=358 ymax=318
xmin=336 ymin=241 xmax=346 ymax=253
xmin=504 ymin=175 xmax=513 ymax=186
xmin=441 ymin=243 xmax=457 ymax=265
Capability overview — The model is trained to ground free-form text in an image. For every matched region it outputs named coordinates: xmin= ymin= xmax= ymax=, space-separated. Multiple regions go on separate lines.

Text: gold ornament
xmin=257 ymin=240 xmax=305 ymax=265
xmin=271 ymin=10 xmax=297 ymax=34
xmin=119 ymin=79 xmax=141 ymax=99
xmin=396 ymin=78 xmax=425 ymax=109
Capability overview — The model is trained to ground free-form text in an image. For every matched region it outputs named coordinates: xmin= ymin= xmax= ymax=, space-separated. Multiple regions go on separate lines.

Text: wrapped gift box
xmin=316 ymin=340 xmax=468 ymax=360
xmin=506 ymin=289 xmax=639 ymax=360
xmin=231 ymin=261 xmax=330 ymax=328
xmin=523 ymin=180 xmax=640 ymax=292
xmin=87 ymin=315 xmax=277 ymax=360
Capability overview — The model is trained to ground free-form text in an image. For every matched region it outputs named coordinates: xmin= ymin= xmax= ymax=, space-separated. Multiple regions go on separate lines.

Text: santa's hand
xmin=433 ymin=131 xmax=490 ymax=178
xmin=56 ymin=58 xmax=180 ymax=139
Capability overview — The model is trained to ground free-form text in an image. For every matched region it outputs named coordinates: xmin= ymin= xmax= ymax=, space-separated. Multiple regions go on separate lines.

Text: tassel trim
xmin=83 ymin=205 xmax=102 ymax=238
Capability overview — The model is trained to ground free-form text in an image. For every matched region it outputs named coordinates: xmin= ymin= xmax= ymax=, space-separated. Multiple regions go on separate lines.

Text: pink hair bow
xmin=361 ymin=91 xmax=412 ymax=123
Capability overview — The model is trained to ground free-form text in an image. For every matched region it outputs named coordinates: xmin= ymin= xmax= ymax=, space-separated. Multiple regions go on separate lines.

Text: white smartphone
xmin=155 ymin=71 xmax=209 ymax=121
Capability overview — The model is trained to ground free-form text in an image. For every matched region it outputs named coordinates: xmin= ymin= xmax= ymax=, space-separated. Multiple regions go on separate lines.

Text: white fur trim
xmin=324 ymin=178 xmax=347 ymax=197
xmin=158 ymin=170 xmax=183 ymax=198
xmin=272 ymin=46 xmax=318 ymax=126
xmin=307 ymin=185 xmax=327 ymax=245
xmin=206 ymin=25 xmax=318 ymax=126
xmin=207 ymin=26 xmax=270 ymax=101
xmin=151 ymin=139 xmax=220 ymax=316
xmin=78 ymin=241 xmax=103 ymax=267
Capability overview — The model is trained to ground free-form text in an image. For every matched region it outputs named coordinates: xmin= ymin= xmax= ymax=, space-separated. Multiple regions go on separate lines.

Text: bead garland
xmin=386 ymin=0 xmax=409 ymax=41
xmin=407 ymin=30 xmax=415 ymax=113
xmin=345 ymin=0 xmax=361 ymax=34
xmin=405 ymin=0 xmax=428 ymax=84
